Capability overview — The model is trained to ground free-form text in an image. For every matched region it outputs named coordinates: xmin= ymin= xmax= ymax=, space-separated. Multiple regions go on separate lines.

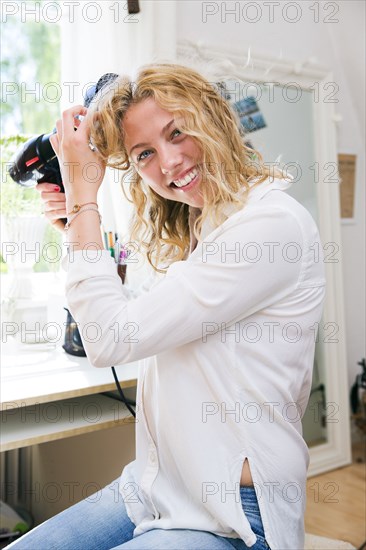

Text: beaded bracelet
xmin=64 ymin=206 xmax=102 ymax=231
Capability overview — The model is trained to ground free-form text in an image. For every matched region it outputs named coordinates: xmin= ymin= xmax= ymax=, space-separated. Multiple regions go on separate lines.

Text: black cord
xmin=103 ymin=391 xmax=136 ymax=406
xmin=111 ymin=366 xmax=136 ymax=418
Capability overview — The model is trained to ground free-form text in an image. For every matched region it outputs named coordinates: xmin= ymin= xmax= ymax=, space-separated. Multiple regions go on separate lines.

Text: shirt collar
xmin=188 ymin=175 xmax=294 ymax=245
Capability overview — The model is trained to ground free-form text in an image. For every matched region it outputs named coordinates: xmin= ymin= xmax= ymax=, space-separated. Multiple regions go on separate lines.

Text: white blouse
xmin=64 ymin=177 xmax=326 ymax=549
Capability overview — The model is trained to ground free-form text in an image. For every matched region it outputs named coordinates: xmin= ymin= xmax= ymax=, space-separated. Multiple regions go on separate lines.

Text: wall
xmin=31 ymin=422 xmax=136 ymax=524
xmin=176 ymin=0 xmax=366 ymax=389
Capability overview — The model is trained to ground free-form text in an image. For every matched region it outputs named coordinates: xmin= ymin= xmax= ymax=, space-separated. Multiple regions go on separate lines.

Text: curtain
xmin=60 ymin=0 xmax=177 ymax=250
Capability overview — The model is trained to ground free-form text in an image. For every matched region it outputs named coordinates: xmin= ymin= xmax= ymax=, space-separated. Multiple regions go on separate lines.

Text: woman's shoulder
xmin=240 ymin=176 xmax=318 ymax=228
xmin=198 ymin=175 xmax=319 ymax=245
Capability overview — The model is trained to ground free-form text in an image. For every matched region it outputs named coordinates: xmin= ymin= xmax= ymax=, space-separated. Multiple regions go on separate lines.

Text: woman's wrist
xmin=66 ymin=201 xmax=98 ymax=216
xmin=64 ymin=208 xmax=104 ymax=250
xmin=66 ymin=194 xmax=98 ymax=212
xmin=65 ymin=205 xmax=101 ymax=232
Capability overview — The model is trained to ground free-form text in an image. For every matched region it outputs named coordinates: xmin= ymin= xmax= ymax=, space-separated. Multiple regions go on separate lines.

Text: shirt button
xmin=149 ymin=451 xmax=156 ymax=463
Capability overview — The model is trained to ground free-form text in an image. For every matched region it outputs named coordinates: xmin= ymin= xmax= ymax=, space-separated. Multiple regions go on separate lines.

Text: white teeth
xmin=173 ymin=168 xmax=198 ymax=188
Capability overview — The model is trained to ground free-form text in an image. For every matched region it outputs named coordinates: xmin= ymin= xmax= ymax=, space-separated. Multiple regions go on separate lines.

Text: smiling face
xmin=123 ymin=98 xmax=204 ymax=208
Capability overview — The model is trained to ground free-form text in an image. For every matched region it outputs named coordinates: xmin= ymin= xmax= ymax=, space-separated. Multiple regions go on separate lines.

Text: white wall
xmin=176 ymin=0 xmax=366 ymax=389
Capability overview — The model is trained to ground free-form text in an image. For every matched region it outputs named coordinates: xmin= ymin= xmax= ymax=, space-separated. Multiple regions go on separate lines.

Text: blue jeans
xmin=6 ymin=481 xmax=270 ymax=550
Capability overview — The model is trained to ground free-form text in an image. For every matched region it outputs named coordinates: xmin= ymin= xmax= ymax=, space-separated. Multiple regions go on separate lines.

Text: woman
xmin=8 ymin=64 xmax=326 ymax=550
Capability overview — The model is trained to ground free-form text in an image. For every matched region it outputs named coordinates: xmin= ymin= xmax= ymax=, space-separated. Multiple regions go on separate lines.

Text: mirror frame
xmin=177 ymin=41 xmax=352 ymax=477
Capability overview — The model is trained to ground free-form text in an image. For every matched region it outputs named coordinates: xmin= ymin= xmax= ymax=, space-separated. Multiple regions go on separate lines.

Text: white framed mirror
xmin=178 ymin=41 xmax=352 ymax=477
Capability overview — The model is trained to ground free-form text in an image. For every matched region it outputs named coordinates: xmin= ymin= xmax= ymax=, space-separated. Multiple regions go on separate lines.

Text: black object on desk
xmin=63 ymin=308 xmax=86 ymax=357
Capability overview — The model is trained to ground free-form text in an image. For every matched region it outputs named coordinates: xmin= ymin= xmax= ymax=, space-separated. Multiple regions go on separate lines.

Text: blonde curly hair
xmin=89 ymin=63 xmax=285 ymax=273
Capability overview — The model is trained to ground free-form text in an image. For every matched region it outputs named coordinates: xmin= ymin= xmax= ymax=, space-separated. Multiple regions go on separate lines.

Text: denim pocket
xmin=240 ymin=488 xmax=270 ymax=550
xmin=255 ymin=534 xmax=271 ymax=550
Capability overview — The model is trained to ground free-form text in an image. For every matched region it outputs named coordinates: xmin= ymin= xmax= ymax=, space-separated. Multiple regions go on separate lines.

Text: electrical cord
xmin=111 ymin=366 xmax=136 ymax=418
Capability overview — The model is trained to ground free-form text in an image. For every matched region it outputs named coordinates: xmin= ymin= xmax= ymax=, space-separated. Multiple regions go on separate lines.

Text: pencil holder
xmin=117 ymin=263 xmax=127 ymax=285
xmin=115 ymin=243 xmax=130 ymax=285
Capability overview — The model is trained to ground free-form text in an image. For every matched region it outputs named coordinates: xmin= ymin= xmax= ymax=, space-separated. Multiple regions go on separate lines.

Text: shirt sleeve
xmin=65 ymin=206 xmax=304 ymax=368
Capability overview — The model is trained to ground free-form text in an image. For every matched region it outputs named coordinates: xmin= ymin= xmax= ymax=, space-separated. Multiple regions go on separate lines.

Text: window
xmin=1 ymin=1 xmax=65 ymax=342
xmin=1 ymin=0 xmax=62 ymax=274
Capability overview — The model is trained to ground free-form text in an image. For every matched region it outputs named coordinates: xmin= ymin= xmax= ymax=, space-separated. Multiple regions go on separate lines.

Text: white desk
xmin=0 ymin=339 xmax=138 ymax=451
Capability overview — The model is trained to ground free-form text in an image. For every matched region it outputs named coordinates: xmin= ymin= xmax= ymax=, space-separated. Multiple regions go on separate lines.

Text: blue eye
xmin=136 ymin=130 xmax=182 ymax=163
xmin=137 ymin=150 xmax=152 ymax=162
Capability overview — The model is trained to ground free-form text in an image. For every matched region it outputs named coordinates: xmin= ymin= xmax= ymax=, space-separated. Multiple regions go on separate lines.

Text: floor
xmin=305 ymin=440 xmax=366 ymax=549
